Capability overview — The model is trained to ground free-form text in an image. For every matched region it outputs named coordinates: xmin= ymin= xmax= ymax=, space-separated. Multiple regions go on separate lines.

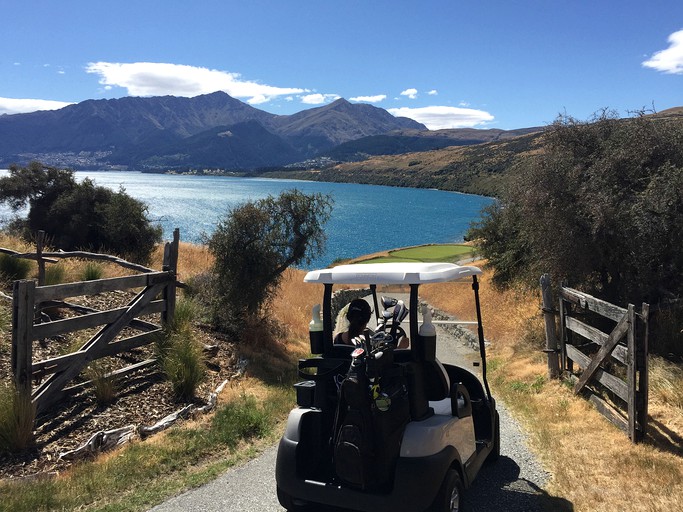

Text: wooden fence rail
xmin=542 ymin=275 xmax=649 ymax=443
xmin=10 ymin=229 xmax=180 ymax=417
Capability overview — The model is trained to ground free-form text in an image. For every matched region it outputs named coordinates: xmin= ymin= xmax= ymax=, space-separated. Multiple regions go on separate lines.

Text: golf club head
xmin=393 ymin=300 xmax=408 ymax=324
xmin=381 ymin=296 xmax=398 ymax=309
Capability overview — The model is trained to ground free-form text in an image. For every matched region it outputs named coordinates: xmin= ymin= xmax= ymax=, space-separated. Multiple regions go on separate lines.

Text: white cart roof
xmin=304 ymin=262 xmax=482 ymax=285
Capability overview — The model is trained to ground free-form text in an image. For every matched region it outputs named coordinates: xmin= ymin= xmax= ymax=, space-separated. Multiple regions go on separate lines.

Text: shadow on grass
xmin=646 ymin=416 xmax=683 ymax=457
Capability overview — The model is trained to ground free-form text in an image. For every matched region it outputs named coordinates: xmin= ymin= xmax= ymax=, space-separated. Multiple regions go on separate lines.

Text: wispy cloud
xmin=643 ymin=29 xmax=683 ymax=74
xmin=85 ymin=62 xmax=308 ymax=104
xmin=300 ymin=93 xmax=340 ymax=105
xmin=388 ymin=106 xmax=494 ymax=130
xmin=350 ymin=94 xmax=387 ymax=103
xmin=427 ymin=90 xmax=438 ymax=96
xmin=0 ymin=97 xmax=73 ymax=115
xmin=400 ymin=88 xmax=418 ymax=99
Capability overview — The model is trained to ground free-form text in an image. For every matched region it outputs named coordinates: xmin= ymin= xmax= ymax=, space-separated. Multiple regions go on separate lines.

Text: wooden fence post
xmin=162 ymin=228 xmax=180 ymax=328
xmin=36 ymin=230 xmax=45 ymax=286
xmin=541 ymin=274 xmax=560 ymax=379
xmin=626 ymin=304 xmax=638 ymax=442
xmin=11 ymin=280 xmax=35 ymax=395
xmin=637 ymin=303 xmax=649 ymax=441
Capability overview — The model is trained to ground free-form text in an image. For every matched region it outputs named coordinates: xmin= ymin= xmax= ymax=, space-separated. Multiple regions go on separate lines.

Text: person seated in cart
xmin=334 ymin=298 xmax=409 ymax=348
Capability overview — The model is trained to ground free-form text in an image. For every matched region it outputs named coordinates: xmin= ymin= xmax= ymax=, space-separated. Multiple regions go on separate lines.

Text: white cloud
xmin=427 ymin=89 xmax=438 ymax=96
xmin=85 ymin=62 xmax=308 ymax=104
xmin=350 ymin=94 xmax=387 ymax=103
xmin=458 ymin=101 xmax=471 ymax=107
xmin=300 ymin=93 xmax=340 ymax=105
xmin=388 ymin=106 xmax=494 ymax=130
xmin=400 ymin=88 xmax=418 ymax=99
xmin=0 ymin=97 xmax=73 ymax=115
xmin=642 ymin=29 xmax=683 ymax=74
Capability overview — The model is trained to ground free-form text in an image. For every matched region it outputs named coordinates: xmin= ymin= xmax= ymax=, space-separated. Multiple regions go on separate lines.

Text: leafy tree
xmin=0 ymin=162 xmax=162 ymax=263
xmin=467 ymin=110 xmax=683 ymax=305
xmin=208 ymin=189 xmax=333 ymax=333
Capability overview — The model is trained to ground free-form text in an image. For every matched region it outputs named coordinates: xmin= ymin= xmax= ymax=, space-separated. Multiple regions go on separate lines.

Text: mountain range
xmin=0 ymin=91 xmax=539 ymax=171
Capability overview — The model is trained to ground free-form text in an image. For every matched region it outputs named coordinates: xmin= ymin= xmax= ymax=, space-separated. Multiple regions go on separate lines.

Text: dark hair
xmin=347 ymin=299 xmax=371 ymax=325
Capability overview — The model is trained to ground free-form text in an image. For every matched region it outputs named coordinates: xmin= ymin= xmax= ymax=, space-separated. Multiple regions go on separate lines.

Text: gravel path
xmin=150 ymin=307 xmax=554 ymax=512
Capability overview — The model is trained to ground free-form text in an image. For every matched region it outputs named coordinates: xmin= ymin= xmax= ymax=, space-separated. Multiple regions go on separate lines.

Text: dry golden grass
xmin=421 ymin=261 xmax=683 ymax=512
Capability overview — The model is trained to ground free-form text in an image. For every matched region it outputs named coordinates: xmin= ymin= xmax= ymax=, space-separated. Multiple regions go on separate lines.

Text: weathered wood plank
xmin=560 ymin=287 xmax=628 ymax=322
xmin=573 ymin=311 xmax=630 ymax=394
xmin=35 ymin=250 xmax=154 ymax=274
xmin=565 ymin=344 xmax=628 ymax=401
xmin=541 ymin=274 xmax=559 ymax=378
xmin=37 ymin=300 xmax=159 ymax=333
xmin=565 ymin=316 xmax=628 ymax=365
xmin=11 ymin=280 xmax=35 ymax=393
xmin=627 ymin=304 xmax=637 ymax=442
xmin=589 ymin=393 xmax=628 ymax=433
xmin=32 ymin=300 xmax=165 ymax=340
xmin=34 ymin=272 xmax=171 ymax=302
xmin=638 ymin=302 xmax=650 ymax=441
xmin=32 ymin=331 xmax=162 ymax=378
xmin=63 ymin=359 xmax=157 ymax=393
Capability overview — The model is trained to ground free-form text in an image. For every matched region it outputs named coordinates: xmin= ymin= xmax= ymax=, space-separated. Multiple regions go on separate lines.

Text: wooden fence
xmin=541 ymin=275 xmax=649 ymax=443
xmin=10 ymin=229 xmax=179 ymax=417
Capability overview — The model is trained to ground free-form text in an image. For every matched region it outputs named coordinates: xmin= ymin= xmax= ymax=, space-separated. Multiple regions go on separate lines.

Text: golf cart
xmin=276 ymin=262 xmax=499 ymax=512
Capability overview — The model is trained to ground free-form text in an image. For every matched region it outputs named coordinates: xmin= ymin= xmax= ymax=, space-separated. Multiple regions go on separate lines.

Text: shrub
xmin=468 ymin=110 xmax=683 ymax=307
xmin=0 ymin=383 xmax=35 ymax=453
xmin=159 ymin=327 xmax=206 ymax=401
xmin=43 ymin=263 xmax=66 ymax=285
xmin=0 ymin=163 xmax=162 ymax=264
xmin=208 ymin=190 xmax=332 ymax=334
xmin=80 ymin=262 xmax=104 ymax=281
xmin=0 ymin=254 xmax=32 ymax=281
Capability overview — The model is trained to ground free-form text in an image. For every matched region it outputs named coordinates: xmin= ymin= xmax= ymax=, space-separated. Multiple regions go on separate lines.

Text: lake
xmin=1 ymin=170 xmax=494 ymax=269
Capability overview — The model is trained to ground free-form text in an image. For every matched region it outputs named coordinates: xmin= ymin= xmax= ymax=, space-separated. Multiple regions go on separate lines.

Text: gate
xmin=542 ymin=275 xmax=649 ymax=442
xmin=11 ymin=230 xmax=179 ymax=416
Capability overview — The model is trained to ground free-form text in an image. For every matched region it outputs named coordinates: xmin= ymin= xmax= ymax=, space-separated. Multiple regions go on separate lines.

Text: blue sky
xmin=1 ymin=1 xmax=682 ymax=130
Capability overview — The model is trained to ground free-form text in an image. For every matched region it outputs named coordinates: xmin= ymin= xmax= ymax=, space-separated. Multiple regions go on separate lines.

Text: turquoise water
xmin=2 ymin=170 xmax=494 ymax=269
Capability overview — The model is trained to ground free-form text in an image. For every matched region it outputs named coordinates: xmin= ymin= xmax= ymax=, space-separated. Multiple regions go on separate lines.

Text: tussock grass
xmin=79 ymin=261 xmax=104 ymax=281
xmin=85 ymin=359 xmax=117 ymax=406
xmin=43 ymin=263 xmax=66 ymax=285
xmin=160 ymin=326 xmax=206 ymax=401
xmin=0 ymin=384 xmax=35 ymax=453
xmin=421 ymin=261 xmax=683 ymax=512
xmin=0 ymin=253 xmax=32 ymax=282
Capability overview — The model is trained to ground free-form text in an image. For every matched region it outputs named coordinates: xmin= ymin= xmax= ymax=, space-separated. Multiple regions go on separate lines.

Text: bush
xmin=159 ymin=327 xmax=206 ymax=401
xmin=0 ymin=384 xmax=35 ymax=453
xmin=208 ymin=190 xmax=332 ymax=334
xmin=0 ymin=163 xmax=162 ymax=264
xmin=0 ymin=254 xmax=32 ymax=281
xmin=80 ymin=262 xmax=104 ymax=281
xmin=468 ymin=110 xmax=683 ymax=306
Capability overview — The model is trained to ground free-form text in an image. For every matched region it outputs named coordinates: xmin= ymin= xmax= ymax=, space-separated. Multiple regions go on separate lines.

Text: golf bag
xmin=332 ymin=347 xmax=410 ymax=490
